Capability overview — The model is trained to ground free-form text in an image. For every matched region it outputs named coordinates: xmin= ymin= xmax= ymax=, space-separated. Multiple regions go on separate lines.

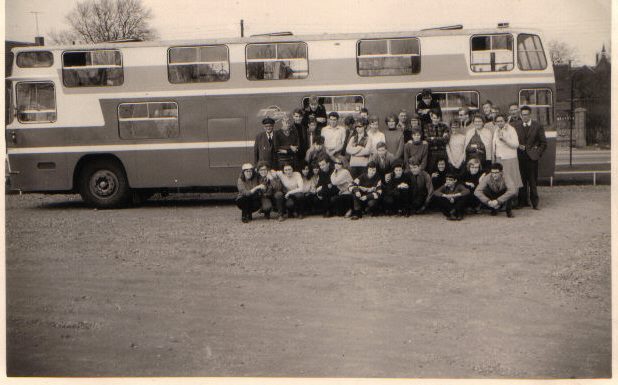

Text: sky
xmin=4 ymin=0 xmax=612 ymax=65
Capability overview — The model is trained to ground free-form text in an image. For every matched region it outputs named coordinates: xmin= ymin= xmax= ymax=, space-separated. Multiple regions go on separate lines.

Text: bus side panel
xmin=7 ymin=153 xmax=70 ymax=191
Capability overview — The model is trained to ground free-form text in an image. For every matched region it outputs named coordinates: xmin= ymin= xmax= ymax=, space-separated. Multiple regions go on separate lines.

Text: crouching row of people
xmin=236 ymin=154 xmax=518 ymax=222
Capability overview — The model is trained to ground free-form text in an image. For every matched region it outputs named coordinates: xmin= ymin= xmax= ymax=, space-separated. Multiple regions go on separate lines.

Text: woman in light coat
xmin=492 ymin=114 xmax=523 ymax=188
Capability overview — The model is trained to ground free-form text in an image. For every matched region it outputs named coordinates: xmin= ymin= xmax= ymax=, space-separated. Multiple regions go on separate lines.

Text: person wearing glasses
xmin=512 ymin=105 xmax=547 ymax=210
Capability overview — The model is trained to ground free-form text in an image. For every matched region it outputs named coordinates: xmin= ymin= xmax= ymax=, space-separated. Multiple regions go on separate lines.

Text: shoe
xmin=344 ymin=209 xmax=353 ymax=218
xmin=241 ymin=216 xmax=249 ymax=223
xmin=490 ymin=210 xmax=497 ymax=216
xmin=446 ymin=214 xmax=456 ymax=221
xmin=297 ymin=213 xmax=304 ymax=219
xmin=507 ymin=211 xmax=514 ymax=218
xmin=456 ymin=215 xmax=463 ymax=221
xmin=264 ymin=212 xmax=271 ymax=219
xmin=403 ymin=210 xmax=410 ymax=217
xmin=323 ymin=211 xmax=332 ymax=218
xmin=532 ymin=206 xmax=540 ymax=210
xmin=350 ymin=215 xmax=359 ymax=220
xmin=278 ymin=214 xmax=286 ymax=222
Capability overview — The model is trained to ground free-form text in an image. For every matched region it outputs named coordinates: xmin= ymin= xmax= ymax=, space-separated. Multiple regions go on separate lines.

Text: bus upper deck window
xmin=246 ymin=42 xmax=308 ymax=81
xmin=357 ymin=37 xmax=420 ymax=77
xmin=517 ymin=34 xmax=548 ymax=71
xmin=16 ymin=81 xmax=57 ymax=123
xmin=16 ymin=51 xmax=53 ymax=68
xmin=470 ymin=34 xmax=514 ymax=72
xmin=62 ymin=49 xmax=123 ymax=87
xmin=168 ymin=45 xmax=230 ymax=83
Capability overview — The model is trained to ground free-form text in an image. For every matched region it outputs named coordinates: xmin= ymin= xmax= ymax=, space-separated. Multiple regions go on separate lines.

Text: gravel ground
xmin=5 ymin=186 xmax=611 ymax=378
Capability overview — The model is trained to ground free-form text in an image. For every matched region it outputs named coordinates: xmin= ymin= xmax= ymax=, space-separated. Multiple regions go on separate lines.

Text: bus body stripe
xmin=7 ymin=141 xmax=254 ymax=155
xmin=7 ymin=132 xmax=558 ymax=155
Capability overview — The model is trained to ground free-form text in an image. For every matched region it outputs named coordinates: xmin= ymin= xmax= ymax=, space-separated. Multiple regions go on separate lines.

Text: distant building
xmin=553 ymin=45 xmax=611 ymax=145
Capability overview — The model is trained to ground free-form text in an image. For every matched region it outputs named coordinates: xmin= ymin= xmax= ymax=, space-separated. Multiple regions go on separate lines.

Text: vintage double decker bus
xmin=6 ymin=24 xmax=555 ymax=207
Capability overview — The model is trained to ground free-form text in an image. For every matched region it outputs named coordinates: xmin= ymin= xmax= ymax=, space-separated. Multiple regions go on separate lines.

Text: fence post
xmin=574 ymin=107 xmax=587 ymax=148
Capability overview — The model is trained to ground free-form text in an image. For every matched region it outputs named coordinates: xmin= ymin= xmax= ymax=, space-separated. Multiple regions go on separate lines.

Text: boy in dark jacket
xmin=315 ymin=157 xmax=336 ymax=217
xmin=382 ymin=160 xmax=412 ymax=216
xmin=406 ymin=159 xmax=434 ymax=214
xmin=350 ymin=161 xmax=382 ymax=220
xmin=433 ymin=173 xmax=470 ymax=220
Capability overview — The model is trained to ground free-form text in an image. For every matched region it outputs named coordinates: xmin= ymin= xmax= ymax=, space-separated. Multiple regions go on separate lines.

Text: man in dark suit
xmin=513 ymin=105 xmax=547 ymax=209
xmin=254 ymin=117 xmax=276 ymax=167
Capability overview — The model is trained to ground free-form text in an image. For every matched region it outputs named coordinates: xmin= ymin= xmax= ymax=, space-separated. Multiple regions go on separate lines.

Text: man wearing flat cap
xmin=254 ymin=117 xmax=276 ymax=167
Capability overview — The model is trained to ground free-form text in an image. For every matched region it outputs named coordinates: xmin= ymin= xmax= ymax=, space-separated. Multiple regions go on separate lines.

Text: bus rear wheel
xmin=78 ymin=159 xmax=130 ymax=208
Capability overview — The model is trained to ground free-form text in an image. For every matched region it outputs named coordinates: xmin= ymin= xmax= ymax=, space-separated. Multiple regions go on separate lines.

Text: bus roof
xmin=13 ymin=26 xmax=544 ymax=52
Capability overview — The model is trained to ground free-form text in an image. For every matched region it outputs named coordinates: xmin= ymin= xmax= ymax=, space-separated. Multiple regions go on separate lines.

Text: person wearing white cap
xmin=236 ymin=162 xmax=272 ymax=223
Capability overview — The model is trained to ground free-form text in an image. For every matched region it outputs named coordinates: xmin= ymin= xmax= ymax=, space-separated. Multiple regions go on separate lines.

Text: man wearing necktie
xmin=512 ymin=105 xmax=547 ymax=210
xmin=254 ymin=117 xmax=276 ymax=167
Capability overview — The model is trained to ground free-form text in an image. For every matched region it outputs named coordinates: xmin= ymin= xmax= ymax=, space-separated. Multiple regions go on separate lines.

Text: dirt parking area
xmin=5 ymin=186 xmax=611 ymax=378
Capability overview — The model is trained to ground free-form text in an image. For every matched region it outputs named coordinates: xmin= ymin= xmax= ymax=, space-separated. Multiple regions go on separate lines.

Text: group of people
xmin=238 ymin=90 xmax=547 ymax=222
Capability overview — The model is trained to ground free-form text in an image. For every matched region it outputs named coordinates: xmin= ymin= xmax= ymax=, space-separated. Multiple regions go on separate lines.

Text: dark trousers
xmin=274 ymin=191 xmax=304 ymax=215
xmin=410 ymin=190 xmax=428 ymax=211
xmin=304 ymin=192 xmax=320 ymax=214
xmin=434 ymin=196 xmax=467 ymax=217
xmin=383 ymin=189 xmax=411 ymax=212
xmin=481 ymin=187 xmax=513 ymax=213
xmin=236 ymin=194 xmax=272 ymax=217
xmin=352 ymin=194 xmax=379 ymax=216
xmin=330 ymin=193 xmax=352 ymax=216
xmin=317 ymin=185 xmax=338 ymax=214
xmin=518 ymin=154 xmax=539 ymax=207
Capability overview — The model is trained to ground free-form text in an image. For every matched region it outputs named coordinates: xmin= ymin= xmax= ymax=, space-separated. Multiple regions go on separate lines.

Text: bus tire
xmin=78 ymin=159 xmax=130 ymax=208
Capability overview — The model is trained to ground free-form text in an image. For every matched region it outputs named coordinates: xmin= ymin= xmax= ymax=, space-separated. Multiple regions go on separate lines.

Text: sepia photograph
xmin=3 ymin=0 xmax=613 ymax=381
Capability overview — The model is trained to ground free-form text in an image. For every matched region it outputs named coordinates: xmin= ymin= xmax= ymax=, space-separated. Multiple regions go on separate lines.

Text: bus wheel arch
xmin=74 ymin=154 xmax=131 ymax=208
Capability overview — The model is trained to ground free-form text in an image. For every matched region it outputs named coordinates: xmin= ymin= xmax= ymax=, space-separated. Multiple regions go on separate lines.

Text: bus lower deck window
xmin=118 ymin=101 xmax=179 ymax=139
xmin=16 ymin=81 xmax=57 ymax=123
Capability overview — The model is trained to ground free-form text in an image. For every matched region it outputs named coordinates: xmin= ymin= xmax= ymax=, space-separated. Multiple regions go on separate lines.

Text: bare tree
xmin=48 ymin=29 xmax=80 ymax=45
xmin=51 ymin=0 xmax=157 ymax=44
xmin=548 ymin=40 xmax=578 ymax=65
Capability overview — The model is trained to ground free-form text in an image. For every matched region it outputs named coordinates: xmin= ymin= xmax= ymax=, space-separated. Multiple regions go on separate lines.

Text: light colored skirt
xmin=496 ymin=156 xmax=523 ymax=188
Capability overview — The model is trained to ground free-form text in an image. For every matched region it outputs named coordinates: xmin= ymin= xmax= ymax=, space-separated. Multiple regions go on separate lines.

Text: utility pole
xmin=568 ymin=60 xmax=573 ymax=167
xmin=240 ymin=19 xmax=244 ymax=37
xmin=30 ymin=11 xmax=42 ymax=37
